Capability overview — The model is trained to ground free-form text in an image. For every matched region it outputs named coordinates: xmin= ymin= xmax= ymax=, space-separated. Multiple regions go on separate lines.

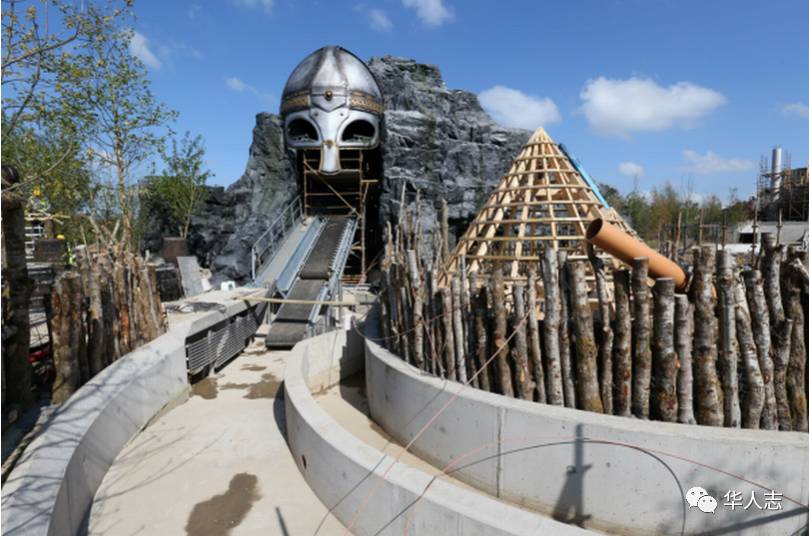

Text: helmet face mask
xmin=281 ymin=46 xmax=383 ymax=174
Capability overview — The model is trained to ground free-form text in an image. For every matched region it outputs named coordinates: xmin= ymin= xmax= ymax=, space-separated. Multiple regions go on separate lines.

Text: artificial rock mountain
xmin=143 ymin=56 xmax=530 ymax=283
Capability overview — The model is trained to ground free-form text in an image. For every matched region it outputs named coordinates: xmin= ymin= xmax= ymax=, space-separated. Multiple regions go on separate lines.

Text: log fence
xmin=378 ymin=203 xmax=808 ymax=432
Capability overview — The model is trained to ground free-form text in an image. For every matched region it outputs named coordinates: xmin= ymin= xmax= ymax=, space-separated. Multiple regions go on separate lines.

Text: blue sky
xmin=131 ymin=0 xmax=808 ymax=201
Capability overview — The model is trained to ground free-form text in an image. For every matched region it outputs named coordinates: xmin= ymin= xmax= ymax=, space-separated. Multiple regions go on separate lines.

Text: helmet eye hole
xmin=288 ymin=119 xmax=318 ymax=142
xmin=341 ymin=119 xmax=376 ymax=143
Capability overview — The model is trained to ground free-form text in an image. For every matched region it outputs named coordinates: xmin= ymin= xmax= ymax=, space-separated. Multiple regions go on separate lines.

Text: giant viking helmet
xmin=280 ymin=46 xmax=384 ymax=174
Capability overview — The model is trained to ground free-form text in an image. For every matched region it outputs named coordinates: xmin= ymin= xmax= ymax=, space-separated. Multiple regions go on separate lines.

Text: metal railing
xmin=251 ymin=197 xmax=303 ymax=281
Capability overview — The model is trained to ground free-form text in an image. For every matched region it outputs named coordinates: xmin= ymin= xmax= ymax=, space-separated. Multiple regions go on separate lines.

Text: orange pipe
xmin=586 ymin=218 xmax=688 ymax=291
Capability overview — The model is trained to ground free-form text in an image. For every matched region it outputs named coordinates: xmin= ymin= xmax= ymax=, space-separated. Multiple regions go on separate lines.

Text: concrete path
xmin=87 ymin=340 xmax=344 ymax=536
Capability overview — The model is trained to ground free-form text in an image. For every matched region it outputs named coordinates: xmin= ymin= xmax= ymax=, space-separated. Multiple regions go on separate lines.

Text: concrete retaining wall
xmin=365 ymin=336 xmax=809 ymax=535
xmin=284 ymin=327 xmax=592 ymax=535
xmin=1 ymin=290 xmax=262 ymax=536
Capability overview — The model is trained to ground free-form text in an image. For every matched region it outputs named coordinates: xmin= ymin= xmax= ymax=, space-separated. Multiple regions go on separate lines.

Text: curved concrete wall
xmin=365 ymin=337 xmax=809 ymax=536
xmin=1 ymin=290 xmax=262 ymax=536
xmin=284 ymin=328 xmax=592 ymax=535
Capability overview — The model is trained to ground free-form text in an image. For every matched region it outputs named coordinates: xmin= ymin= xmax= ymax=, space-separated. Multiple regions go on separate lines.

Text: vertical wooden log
xmin=674 ymin=295 xmax=696 ymax=424
xmin=652 ymin=278 xmax=678 ymax=422
xmin=631 ymin=257 xmax=652 ymax=419
xmin=734 ymin=280 xmax=765 ymax=429
xmin=50 ymin=273 xmax=85 ymax=404
xmin=589 ymin=246 xmax=613 ymax=414
xmin=762 ymin=235 xmax=792 ymax=429
xmin=451 ymin=275 xmax=467 ymax=382
xmin=429 ymin=263 xmax=443 ymax=377
xmin=526 ymin=270 xmax=546 ymax=403
xmin=692 ymin=246 xmax=724 ymax=426
xmin=460 ymin=259 xmax=478 ymax=388
xmin=492 ymin=268 xmax=514 ymax=397
xmin=440 ymin=285 xmax=456 ymax=380
xmin=558 ymin=251 xmax=576 ymax=408
xmin=567 ymin=261 xmax=603 ymax=413
xmin=613 ymin=269 xmax=632 ymax=417
xmin=716 ymin=249 xmax=741 ymax=427
xmin=510 ymin=282 xmax=533 ymax=399
xmin=473 ymin=284 xmax=491 ymax=391
xmin=541 ymin=248 xmax=564 ymax=405
xmin=743 ymin=270 xmax=778 ymax=429
xmin=406 ymin=250 xmax=425 ymax=370
xmin=785 ymin=248 xmax=808 ymax=431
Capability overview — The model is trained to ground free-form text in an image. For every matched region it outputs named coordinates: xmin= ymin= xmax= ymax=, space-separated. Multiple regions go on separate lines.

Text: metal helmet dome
xmin=280 ymin=46 xmax=383 ymax=174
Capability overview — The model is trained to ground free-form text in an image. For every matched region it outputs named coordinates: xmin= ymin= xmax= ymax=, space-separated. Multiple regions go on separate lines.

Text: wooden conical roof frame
xmin=444 ymin=127 xmax=634 ymax=293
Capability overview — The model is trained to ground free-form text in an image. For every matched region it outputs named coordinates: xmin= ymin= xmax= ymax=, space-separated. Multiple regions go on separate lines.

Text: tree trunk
xmin=652 ymin=278 xmax=678 ymax=422
xmin=691 ymin=246 xmax=724 ymax=426
xmin=743 ymin=269 xmax=778 ymax=429
xmin=80 ymin=252 xmax=105 ymax=377
xmin=407 ymin=250 xmax=425 ymax=369
xmin=589 ymin=246 xmax=613 ymax=414
xmin=567 ymin=261 xmax=603 ymax=413
xmin=1 ymin=168 xmax=33 ymax=410
xmin=510 ymin=282 xmax=533 ymax=399
xmin=441 ymin=285 xmax=456 ymax=381
xmin=51 ymin=273 xmax=85 ymax=404
xmin=451 ymin=275 xmax=467 ymax=382
xmin=492 ymin=269 xmax=514 ymax=397
xmin=541 ymin=247 xmax=564 ymax=405
xmin=734 ymin=280 xmax=765 ymax=429
xmin=784 ymin=248 xmax=808 ymax=431
xmin=473 ymin=285 xmax=491 ymax=391
xmin=716 ymin=249 xmax=741 ymax=427
xmin=762 ymin=233 xmax=792 ymax=430
xmin=527 ymin=270 xmax=546 ymax=403
xmin=631 ymin=257 xmax=652 ymax=419
xmin=613 ymin=269 xmax=632 ymax=417
xmin=674 ymin=294 xmax=696 ymax=424
xmin=558 ymin=251 xmax=576 ymax=408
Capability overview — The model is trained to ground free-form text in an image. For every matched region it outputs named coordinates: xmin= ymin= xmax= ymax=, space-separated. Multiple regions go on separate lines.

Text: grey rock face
xmin=149 ymin=56 xmax=529 ymax=283
xmin=368 ymin=56 xmax=529 ymax=240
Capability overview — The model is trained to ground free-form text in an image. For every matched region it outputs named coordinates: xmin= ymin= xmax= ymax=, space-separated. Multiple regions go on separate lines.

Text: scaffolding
xmin=444 ymin=127 xmax=635 ymax=297
xmin=300 ymin=149 xmax=378 ymax=283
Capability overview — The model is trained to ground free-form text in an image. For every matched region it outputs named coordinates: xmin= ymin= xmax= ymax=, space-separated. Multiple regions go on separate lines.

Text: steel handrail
xmin=251 ymin=197 xmax=303 ymax=280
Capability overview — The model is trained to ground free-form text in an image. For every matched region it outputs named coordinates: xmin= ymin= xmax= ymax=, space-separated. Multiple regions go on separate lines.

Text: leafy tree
xmin=143 ymin=132 xmax=213 ymax=238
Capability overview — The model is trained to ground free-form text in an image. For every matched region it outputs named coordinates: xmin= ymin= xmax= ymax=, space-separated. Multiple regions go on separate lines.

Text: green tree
xmin=143 ymin=132 xmax=213 ymax=238
xmin=74 ymin=21 xmax=177 ymax=249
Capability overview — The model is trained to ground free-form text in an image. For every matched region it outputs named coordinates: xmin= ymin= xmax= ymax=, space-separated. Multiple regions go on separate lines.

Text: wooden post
xmin=473 ymin=285 xmax=491 ymax=392
xmin=762 ymin=234 xmax=792 ymax=430
xmin=631 ymin=257 xmax=652 ymax=419
xmin=716 ymin=249 xmax=741 ymax=428
xmin=441 ymin=285 xmax=456 ymax=381
xmin=743 ymin=270 xmax=778 ymax=430
xmin=492 ymin=268 xmax=514 ymax=397
xmin=588 ymin=245 xmax=613 ymax=414
xmin=510 ymin=282 xmax=533 ymax=399
xmin=407 ymin=250 xmax=425 ymax=370
xmin=526 ymin=270 xmax=546 ymax=403
xmin=558 ymin=251 xmax=576 ymax=408
xmin=652 ymin=278 xmax=678 ymax=422
xmin=734 ymin=280 xmax=765 ymax=429
xmin=451 ymin=275 xmax=467 ymax=382
xmin=567 ymin=261 xmax=603 ymax=413
xmin=50 ymin=273 xmax=86 ymax=404
xmin=674 ymin=295 xmax=696 ymax=424
xmin=692 ymin=246 xmax=724 ymax=426
xmin=541 ymin=248 xmax=564 ymax=405
xmin=784 ymin=248 xmax=808 ymax=432
xmin=612 ymin=269 xmax=632 ymax=417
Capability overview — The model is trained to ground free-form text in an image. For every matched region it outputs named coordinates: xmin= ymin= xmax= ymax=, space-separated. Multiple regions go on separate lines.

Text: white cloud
xmin=579 ymin=77 xmax=726 ymax=137
xmin=368 ymin=8 xmax=393 ymax=31
xmin=225 ymin=76 xmax=273 ymax=105
xmin=402 ymin=0 xmax=452 ymax=27
xmin=781 ymin=102 xmax=809 ymax=119
xmin=618 ymin=161 xmax=645 ymax=177
xmin=129 ymin=31 xmax=161 ymax=70
xmin=233 ymin=0 xmax=273 ymax=14
xmin=682 ymin=150 xmax=754 ymax=175
xmin=478 ymin=85 xmax=561 ymax=130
